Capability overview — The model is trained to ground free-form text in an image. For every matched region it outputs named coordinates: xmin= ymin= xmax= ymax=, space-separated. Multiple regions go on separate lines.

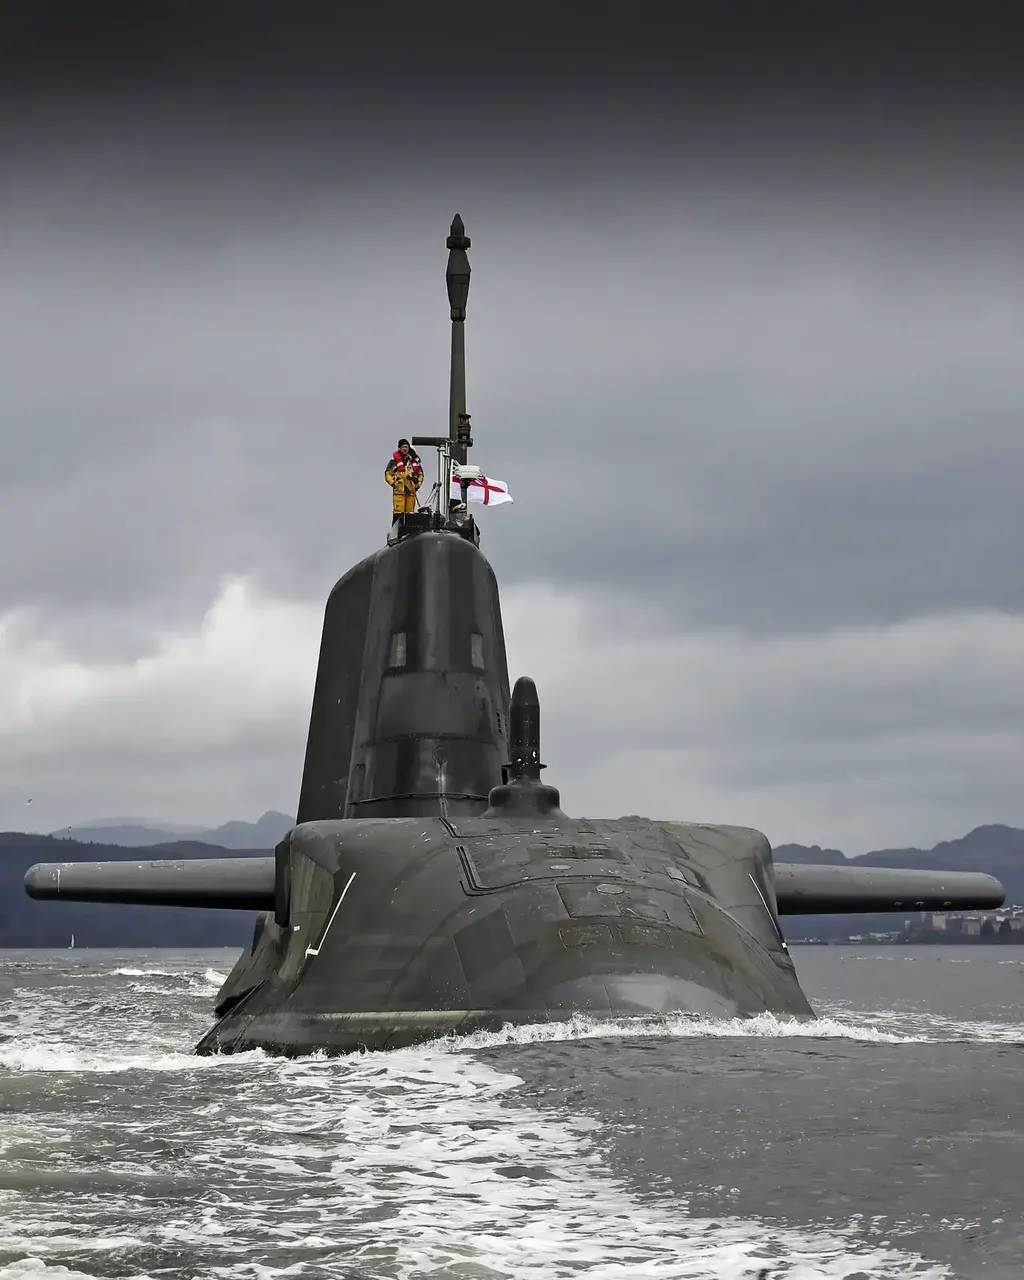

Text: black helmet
xmin=397 ymin=437 xmax=410 ymax=446
xmin=457 ymin=412 xmax=471 ymax=420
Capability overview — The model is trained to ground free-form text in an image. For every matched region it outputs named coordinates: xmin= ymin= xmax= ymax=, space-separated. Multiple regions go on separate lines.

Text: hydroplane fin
xmin=774 ymin=863 xmax=1004 ymax=914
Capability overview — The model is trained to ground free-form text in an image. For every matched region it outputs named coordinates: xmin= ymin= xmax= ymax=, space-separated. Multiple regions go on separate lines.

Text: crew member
xmin=385 ymin=438 xmax=424 ymax=520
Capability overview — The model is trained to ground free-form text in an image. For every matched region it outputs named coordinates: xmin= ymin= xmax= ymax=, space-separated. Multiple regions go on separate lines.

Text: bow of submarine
xmin=197 ymin=816 xmax=816 ymax=1058
xmin=192 ymin=539 xmax=815 ymax=1057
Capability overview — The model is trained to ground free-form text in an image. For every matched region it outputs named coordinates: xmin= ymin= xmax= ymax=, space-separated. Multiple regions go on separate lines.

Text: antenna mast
xmin=416 ymin=216 xmax=474 ymax=526
xmin=446 ymin=214 xmax=472 ymax=466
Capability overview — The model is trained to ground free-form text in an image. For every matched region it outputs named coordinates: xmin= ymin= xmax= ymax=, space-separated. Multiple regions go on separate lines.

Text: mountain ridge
xmin=775 ymin=823 xmax=1024 ymax=870
xmin=49 ymin=811 xmax=295 ymax=850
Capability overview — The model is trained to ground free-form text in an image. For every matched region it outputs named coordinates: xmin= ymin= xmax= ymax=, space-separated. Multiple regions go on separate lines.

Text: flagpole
xmin=440 ymin=441 xmax=453 ymax=525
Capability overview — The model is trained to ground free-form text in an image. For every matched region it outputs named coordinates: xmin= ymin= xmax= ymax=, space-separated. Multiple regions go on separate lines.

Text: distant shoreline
xmin=3 ymin=939 xmax=1021 ymax=952
xmin=797 ymin=937 xmax=1024 ymax=947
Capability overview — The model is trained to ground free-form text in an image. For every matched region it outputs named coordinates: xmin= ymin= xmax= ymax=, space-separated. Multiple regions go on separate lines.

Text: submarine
xmin=24 ymin=215 xmax=1005 ymax=1056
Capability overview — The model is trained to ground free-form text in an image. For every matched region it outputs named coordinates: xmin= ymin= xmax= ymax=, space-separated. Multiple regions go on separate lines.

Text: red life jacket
xmin=392 ymin=450 xmax=422 ymax=475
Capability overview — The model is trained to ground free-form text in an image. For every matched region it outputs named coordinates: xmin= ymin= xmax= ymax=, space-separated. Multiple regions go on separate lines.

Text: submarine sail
xmin=296 ymin=530 xmax=510 ymax=824
xmin=24 ymin=215 xmax=1005 ymax=1056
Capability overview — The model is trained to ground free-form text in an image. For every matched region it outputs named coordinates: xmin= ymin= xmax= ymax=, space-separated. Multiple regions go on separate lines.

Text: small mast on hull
xmin=483 ymin=676 xmax=566 ymax=819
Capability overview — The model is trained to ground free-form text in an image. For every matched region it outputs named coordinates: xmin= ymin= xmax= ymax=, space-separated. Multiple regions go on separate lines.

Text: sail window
xmin=470 ymin=632 xmax=484 ymax=668
xmin=389 ymin=631 xmax=407 ymax=668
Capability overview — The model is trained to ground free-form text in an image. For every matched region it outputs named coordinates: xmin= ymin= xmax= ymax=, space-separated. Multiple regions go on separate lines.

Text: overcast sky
xmin=2 ymin=7 xmax=1023 ymax=853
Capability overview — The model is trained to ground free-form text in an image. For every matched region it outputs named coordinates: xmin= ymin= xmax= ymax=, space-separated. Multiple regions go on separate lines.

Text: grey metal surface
xmin=774 ymin=862 xmax=1005 ymax=913
xmin=446 ymin=213 xmax=471 ymax=465
xmin=24 ymin=856 xmax=275 ymax=910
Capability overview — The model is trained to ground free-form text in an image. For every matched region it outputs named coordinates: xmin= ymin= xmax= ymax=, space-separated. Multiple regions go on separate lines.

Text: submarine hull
xmin=194 ymin=815 xmax=813 ymax=1056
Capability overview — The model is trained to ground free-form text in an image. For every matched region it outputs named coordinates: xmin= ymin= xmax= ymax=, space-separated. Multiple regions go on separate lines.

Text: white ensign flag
xmin=450 ymin=474 xmax=513 ymax=506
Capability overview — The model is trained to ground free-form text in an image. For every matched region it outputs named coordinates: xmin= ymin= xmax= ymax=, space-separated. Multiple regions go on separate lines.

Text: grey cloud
xmin=498 ymin=596 xmax=1024 ymax=853
xmin=7 ymin=579 xmax=1024 ymax=849
xmin=2 ymin=741 xmax=305 ymax=836
xmin=3 ymin=88 xmax=1024 ymax=849
xmin=0 ymin=6 xmax=1023 ymax=866
xmin=488 ymin=374 xmax=1024 ymax=635
xmin=4 ymin=188 xmax=1023 ymax=650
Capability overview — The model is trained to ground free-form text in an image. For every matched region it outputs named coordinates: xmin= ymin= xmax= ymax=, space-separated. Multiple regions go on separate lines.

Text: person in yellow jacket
xmin=385 ymin=438 xmax=424 ymax=520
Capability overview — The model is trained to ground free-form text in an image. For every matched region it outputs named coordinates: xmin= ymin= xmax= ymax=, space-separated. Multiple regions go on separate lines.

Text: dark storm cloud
xmin=491 ymin=359 xmax=1024 ymax=634
xmin=4 ymin=1 xmax=1021 ymax=91
xmin=1 ymin=1 xmax=1022 ymax=650
xmin=4 ymin=105 xmax=1022 ymax=650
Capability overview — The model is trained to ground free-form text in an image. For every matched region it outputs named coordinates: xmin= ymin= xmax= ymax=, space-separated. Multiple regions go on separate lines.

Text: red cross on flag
xmin=450 ymin=472 xmax=513 ymax=506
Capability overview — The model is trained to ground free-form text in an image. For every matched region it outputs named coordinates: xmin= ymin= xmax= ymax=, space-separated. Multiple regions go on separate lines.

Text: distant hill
xmin=775 ymin=824 xmax=1024 ymax=873
xmin=2 ymin=822 xmax=1021 ymax=948
xmin=54 ymin=810 xmax=295 ymax=849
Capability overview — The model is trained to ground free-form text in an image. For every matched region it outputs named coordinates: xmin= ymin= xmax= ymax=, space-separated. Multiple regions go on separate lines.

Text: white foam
xmin=11 ymin=1007 xmax=1013 ymax=1079
xmin=3 ymin=1044 xmax=952 ymax=1280
xmin=109 ymin=966 xmax=227 ymax=984
xmin=0 ymin=1263 xmax=154 ymax=1280
xmin=0 ymin=954 xmax=997 ymax=1279
xmin=440 ymin=1011 xmax=925 ymax=1051
xmin=0 ymin=1042 xmax=268 ymax=1073
xmin=0 ymin=1008 xmax=973 ymax=1076
xmin=812 ymin=1002 xmax=1024 ymax=1044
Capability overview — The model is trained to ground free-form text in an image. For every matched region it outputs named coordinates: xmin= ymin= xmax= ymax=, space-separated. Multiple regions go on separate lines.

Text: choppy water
xmin=1 ymin=946 xmax=1022 ymax=1279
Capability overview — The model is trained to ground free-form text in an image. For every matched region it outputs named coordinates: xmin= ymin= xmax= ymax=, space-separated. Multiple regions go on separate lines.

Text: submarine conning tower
xmin=296 ymin=215 xmax=513 ymax=824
